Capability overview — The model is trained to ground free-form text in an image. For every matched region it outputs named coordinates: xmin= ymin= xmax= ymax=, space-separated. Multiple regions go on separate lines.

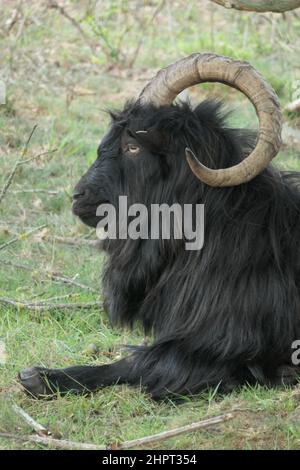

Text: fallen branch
xmin=0 ymin=412 xmax=234 ymax=450
xmin=25 ymin=293 xmax=78 ymax=305
xmin=0 ymin=297 xmax=102 ymax=312
xmin=0 ymin=432 xmax=105 ymax=450
xmin=20 ymin=149 xmax=57 ymax=165
xmin=0 ymin=125 xmax=37 ymax=205
xmin=0 ymin=259 xmax=98 ymax=292
xmin=53 ymin=236 xmax=100 ymax=247
xmin=11 ymin=189 xmax=61 ymax=195
xmin=115 ymin=413 xmax=234 ymax=449
xmin=0 ymin=122 xmax=57 ymax=205
xmin=0 ymin=259 xmax=33 ymax=271
xmin=47 ymin=273 xmax=98 ymax=293
xmin=0 ymin=225 xmax=47 ymax=252
xmin=12 ymin=404 xmax=51 ymax=437
xmin=286 ymin=98 xmax=300 ymax=113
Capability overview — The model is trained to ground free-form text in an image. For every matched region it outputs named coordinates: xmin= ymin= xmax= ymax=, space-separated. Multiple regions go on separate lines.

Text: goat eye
xmin=127 ymin=143 xmax=140 ymax=155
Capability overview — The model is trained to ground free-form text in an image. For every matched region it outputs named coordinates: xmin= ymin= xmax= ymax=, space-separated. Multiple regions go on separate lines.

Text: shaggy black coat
xmin=19 ymin=100 xmax=300 ymax=399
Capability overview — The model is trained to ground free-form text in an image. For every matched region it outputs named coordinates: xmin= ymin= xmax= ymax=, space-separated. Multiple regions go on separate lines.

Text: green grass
xmin=1 ymin=0 xmax=300 ymax=450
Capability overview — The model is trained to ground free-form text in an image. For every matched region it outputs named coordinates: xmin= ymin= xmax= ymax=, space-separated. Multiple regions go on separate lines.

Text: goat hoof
xmin=18 ymin=367 xmax=52 ymax=399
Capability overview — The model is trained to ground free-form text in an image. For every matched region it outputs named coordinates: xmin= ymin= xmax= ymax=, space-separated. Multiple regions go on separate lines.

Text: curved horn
xmin=139 ymin=53 xmax=282 ymax=187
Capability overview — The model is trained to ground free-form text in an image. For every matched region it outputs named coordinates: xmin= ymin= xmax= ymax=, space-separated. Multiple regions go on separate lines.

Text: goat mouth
xmin=72 ymin=200 xmax=110 ymax=228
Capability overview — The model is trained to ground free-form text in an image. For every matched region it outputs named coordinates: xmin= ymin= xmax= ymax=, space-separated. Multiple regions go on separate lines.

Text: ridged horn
xmin=139 ymin=53 xmax=282 ymax=187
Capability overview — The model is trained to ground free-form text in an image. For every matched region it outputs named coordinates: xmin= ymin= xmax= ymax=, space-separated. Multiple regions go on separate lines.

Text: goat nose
xmin=73 ymin=189 xmax=86 ymax=200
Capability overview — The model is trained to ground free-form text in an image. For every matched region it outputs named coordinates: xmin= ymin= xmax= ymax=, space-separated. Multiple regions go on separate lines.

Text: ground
xmin=0 ymin=1 xmax=300 ymax=450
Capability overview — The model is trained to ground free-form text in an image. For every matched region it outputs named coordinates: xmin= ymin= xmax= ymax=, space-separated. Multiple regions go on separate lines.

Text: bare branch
xmin=0 ymin=297 xmax=103 ymax=311
xmin=47 ymin=273 xmax=99 ymax=293
xmin=20 ymin=148 xmax=58 ymax=165
xmin=0 ymin=122 xmax=57 ymax=205
xmin=0 ymin=259 xmax=33 ymax=271
xmin=53 ymin=236 xmax=100 ymax=247
xmin=0 ymin=413 xmax=234 ymax=450
xmin=25 ymin=293 xmax=78 ymax=305
xmin=0 ymin=226 xmax=46 ymax=249
xmin=115 ymin=413 xmax=234 ymax=449
xmin=127 ymin=0 xmax=167 ymax=68
xmin=12 ymin=404 xmax=51 ymax=437
xmin=10 ymin=189 xmax=61 ymax=195
xmin=0 ymin=432 xmax=105 ymax=450
xmin=0 ymin=125 xmax=37 ymax=205
xmin=47 ymin=0 xmax=96 ymax=54
xmin=0 ymin=259 xmax=98 ymax=292
xmin=0 ymin=225 xmax=47 ymax=252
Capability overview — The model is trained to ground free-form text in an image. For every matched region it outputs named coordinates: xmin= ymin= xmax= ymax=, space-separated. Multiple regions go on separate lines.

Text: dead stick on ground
xmin=11 ymin=189 xmax=61 ymax=195
xmin=0 ymin=412 xmax=234 ymax=450
xmin=0 ymin=259 xmax=33 ymax=271
xmin=0 ymin=298 xmax=102 ymax=311
xmin=12 ymin=404 xmax=51 ymax=437
xmin=48 ymin=274 xmax=98 ymax=293
xmin=0 ymin=224 xmax=47 ymax=252
xmin=53 ymin=236 xmax=100 ymax=247
xmin=0 ymin=125 xmax=37 ymax=205
xmin=20 ymin=148 xmax=57 ymax=165
xmin=0 ymin=432 xmax=105 ymax=450
xmin=0 ymin=260 xmax=97 ymax=292
xmin=0 ymin=129 xmax=57 ymax=204
xmin=115 ymin=413 xmax=234 ymax=449
xmin=25 ymin=293 xmax=79 ymax=305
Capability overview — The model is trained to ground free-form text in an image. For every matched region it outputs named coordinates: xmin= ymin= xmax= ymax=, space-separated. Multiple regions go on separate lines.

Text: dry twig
xmin=0 ymin=125 xmax=37 ymax=205
xmin=0 ymin=224 xmax=47 ymax=252
xmin=115 ymin=413 xmax=234 ymax=449
xmin=0 ymin=412 xmax=234 ymax=450
xmin=47 ymin=273 xmax=98 ymax=293
xmin=24 ymin=293 xmax=78 ymax=305
xmin=11 ymin=189 xmax=61 ymax=195
xmin=47 ymin=0 xmax=95 ymax=54
xmin=127 ymin=0 xmax=166 ymax=68
xmin=0 ymin=259 xmax=97 ymax=292
xmin=0 ymin=259 xmax=33 ymax=271
xmin=0 ymin=432 xmax=105 ymax=450
xmin=0 ymin=297 xmax=102 ymax=311
xmin=53 ymin=236 xmax=100 ymax=247
xmin=0 ymin=124 xmax=57 ymax=204
xmin=12 ymin=404 xmax=51 ymax=437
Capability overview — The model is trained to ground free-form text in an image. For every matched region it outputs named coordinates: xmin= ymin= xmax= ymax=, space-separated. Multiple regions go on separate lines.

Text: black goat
xmin=19 ymin=54 xmax=300 ymax=399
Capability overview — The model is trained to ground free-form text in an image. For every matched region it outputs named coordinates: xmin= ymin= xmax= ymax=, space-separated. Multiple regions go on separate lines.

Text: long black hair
xmin=19 ymin=100 xmax=300 ymax=399
xmin=99 ymin=100 xmax=300 ymax=397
